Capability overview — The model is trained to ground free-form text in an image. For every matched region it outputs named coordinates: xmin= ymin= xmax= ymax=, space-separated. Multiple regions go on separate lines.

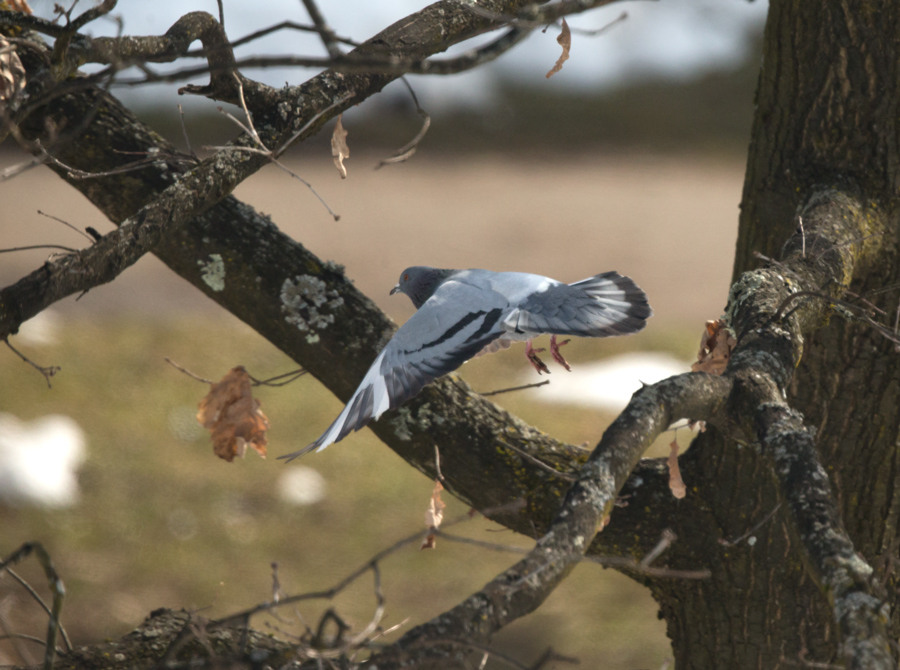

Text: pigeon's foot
xmin=525 ymin=339 xmax=551 ymax=375
xmin=550 ymin=335 xmax=572 ymax=371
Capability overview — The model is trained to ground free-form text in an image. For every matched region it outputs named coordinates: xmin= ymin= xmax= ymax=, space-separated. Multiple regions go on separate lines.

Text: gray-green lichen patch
xmin=391 ymin=407 xmax=415 ymax=441
xmin=281 ymin=274 xmax=345 ymax=337
xmin=198 ymin=253 xmax=226 ymax=292
xmin=390 ymin=402 xmax=444 ymax=441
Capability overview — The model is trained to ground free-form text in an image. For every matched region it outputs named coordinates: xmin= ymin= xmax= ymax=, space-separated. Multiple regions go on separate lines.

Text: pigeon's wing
xmin=501 ymin=271 xmax=652 ymax=338
xmin=280 ymin=281 xmax=509 ymax=460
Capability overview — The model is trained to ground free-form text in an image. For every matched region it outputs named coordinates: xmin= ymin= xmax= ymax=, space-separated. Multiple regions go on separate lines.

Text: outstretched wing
xmin=280 ymin=281 xmax=509 ymax=460
xmin=502 ymin=271 xmax=651 ymax=338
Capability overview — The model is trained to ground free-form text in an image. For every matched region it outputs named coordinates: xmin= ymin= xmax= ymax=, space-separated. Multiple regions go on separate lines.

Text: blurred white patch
xmin=277 ymin=466 xmax=327 ymax=506
xmin=0 ymin=413 xmax=86 ymax=507
xmin=527 ymin=353 xmax=689 ymax=411
xmin=16 ymin=310 xmax=61 ymax=347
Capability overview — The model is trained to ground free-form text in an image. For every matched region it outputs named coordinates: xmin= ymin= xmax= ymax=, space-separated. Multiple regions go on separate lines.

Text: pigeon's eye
xmin=403 ymin=274 xmax=409 ymax=281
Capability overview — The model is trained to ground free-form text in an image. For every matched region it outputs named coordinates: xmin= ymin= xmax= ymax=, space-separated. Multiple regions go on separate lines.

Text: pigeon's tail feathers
xmin=569 ymin=271 xmax=652 ymax=336
xmin=505 ymin=271 xmax=651 ymax=339
xmin=279 ymin=352 xmax=391 ymax=461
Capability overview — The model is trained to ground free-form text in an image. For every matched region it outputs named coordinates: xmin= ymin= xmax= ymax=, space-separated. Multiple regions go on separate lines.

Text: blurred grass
xmin=0 ymin=316 xmax=699 ymax=668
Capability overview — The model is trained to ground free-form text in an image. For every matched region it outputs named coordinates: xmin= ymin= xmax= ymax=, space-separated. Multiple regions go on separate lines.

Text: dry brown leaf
xmin=0 ymin=36 xmax=26 ymax=103
xmin=667 ymin=440 xmax=686 ymax=499
xmin=197 ymin=366 xmax=269 ymax=462
xmin=691 ymin=319 xmax=736 ymax=375
xmin=1 ymin=0 xmax=33 ymax=13
xmin=421 ymin=479 xmax=447 ymax=550
xmin=546 ymin=18 xmax=571 ymax=79
xmin=331 ymin=114 xmax=349 ymax=179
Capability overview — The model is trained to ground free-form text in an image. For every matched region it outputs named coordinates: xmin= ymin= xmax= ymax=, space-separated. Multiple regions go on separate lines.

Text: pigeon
xmin=280 ymin=267 xmax=651 ymax=460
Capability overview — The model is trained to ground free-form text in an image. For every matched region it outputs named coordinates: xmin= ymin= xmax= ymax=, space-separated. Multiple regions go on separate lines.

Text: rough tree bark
xmin=1 ymin=1 xmax=898 ymax=669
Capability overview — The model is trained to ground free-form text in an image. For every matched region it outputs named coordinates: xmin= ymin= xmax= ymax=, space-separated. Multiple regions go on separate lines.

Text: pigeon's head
xmin=391 ymin=266 xmax=454 ymax=309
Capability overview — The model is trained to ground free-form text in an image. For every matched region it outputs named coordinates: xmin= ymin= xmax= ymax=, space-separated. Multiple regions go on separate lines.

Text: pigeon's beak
xmin=390 ymin=284 xmax=401 ymax=296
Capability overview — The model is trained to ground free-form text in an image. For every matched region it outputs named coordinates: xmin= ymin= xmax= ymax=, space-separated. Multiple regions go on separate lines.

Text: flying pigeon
xmin=280 ymin=267 xmax=651 ymax=460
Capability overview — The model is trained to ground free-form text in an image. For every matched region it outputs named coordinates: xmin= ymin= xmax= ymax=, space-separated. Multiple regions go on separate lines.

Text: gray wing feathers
xmin=504 ymin=271 xmax=651 ymax=338
xmin=281 ymin=282 xmax=508 ymax=459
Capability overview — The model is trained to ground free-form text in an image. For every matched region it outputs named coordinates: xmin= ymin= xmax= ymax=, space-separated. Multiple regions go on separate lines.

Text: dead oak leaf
xmin=331 ymin=114 xmax=349 ymax=179
xmin=546 ymin=18 xmax=571 ymax=79
xmin=667 ymin=440 xmax=687 ymax=499
xmin=197 ymin=366 xmax=269 ymax=462
xmin=0 ymin=36 xmax=26 ymax=103
xmin=421 ymin=479 xmax=447 ymax=550
xmin=691 ymin=319 xmax=736 ymax=375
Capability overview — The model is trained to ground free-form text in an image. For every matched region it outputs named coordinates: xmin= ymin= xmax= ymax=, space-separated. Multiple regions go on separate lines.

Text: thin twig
xmin=0 ymin=543 xmax=67 ymax=670
xmin=586 ymin=554 xmax=711 ymax=580
xmin=177 ymin=104 xmax=198 ymax=161
xmin=222 ymin=21 xmax=359 ymax=51
xmin=0 ymin=156 xmax=44 ymax=181
xmin=36 ymin=210 xmax=95 ymax=243
xmin=499 ymin=441 xmax=576 ymax=482
xmin=210 ymin=499 xmax=526 ymax=627
xmin=0 ymin=244 xmax=79 ymax=254
xmin=434 ymin=530 xmax=529 ymax=554
xmin=275 ymin=94 xmax=354 ymax=156
xmin=4 ymin=339 xmax=61 ymax=388
xmin=164 ymin=357 xmax=213 ymax=384
xmin=434 ymin=444 xmax=445 ymax=481
xmin=770 ymin=290 xmax=900 ymax=347
xmin=5 ymin=569 xmax=72 ymax=652
xmin=375 ymin=77 xmax=432 ymax=169
xmin=208 ymin=91 xmax=351 ymax=221
xmin=640 ymin=529 xmax=676 ymax=567
xmin=300 ymin=0 xmax=343 ymax=59
xmin=34 ymin=139 xmax=195 ymax=181
xmin=798 ymin=215 xmax=806 ymax=258
xmin=164 ymin=358 xmax=307 ymax=387
xmin=569 ymin=10 xmax=628 ymax=35
xmin=481 ymin=380 xmax=550 ymax=396
xmin=719 ymin=503 xmax=783 ymax=547
xmin=248 ymin=369 xmax=308 ymax=387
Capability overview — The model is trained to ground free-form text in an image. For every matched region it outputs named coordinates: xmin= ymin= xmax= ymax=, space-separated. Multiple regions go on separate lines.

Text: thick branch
xmin=0 ymin=146 xmax=269 ymax=338
xmin=367 ymin=373 xmax=730 ymax=669
xmin=721 ymin=188 xmax=892 ymax=668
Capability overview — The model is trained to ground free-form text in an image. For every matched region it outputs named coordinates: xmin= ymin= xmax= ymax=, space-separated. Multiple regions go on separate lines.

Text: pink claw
xmin=525 ymin=339 xmax=551 ymax=375
xmin=550 ymin=335 xmax=572 ymax=371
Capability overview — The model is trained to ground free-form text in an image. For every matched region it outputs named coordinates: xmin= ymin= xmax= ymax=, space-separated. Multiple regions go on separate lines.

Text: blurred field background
xmin=0 ymin=3 xmax=759 ymax=666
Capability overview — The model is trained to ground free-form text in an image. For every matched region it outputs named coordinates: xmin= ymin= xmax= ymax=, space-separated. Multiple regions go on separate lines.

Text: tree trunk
xmin=652 ymin=1 xmax=900 ymax=667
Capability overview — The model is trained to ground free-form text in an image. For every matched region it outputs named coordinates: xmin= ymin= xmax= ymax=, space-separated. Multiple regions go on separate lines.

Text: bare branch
xmin=4 ymin=569 xmax=72 ymax=652
xmin=4 ymin=338 xmax=61 ymax=387
xmin=367 ymin=372 xmax=729 ymax=668
xmin=480 ymin=380 xmax=550 ymax=396
xmin=0 ymin=543 xmax=66 ymax=670
xmin=300 ymin=0 xmax=343 ymax=59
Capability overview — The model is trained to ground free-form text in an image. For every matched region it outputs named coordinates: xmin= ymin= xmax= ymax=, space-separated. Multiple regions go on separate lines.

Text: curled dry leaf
xmin=1 ymin=0 xmax=33 ymax=13
xmin=0 ymin=36 xmax=26 ymax=103
xmin=691 ymin=319 xmax=737 ymax=375
xmin=546 ymin=18 xmax=571 ymax=79
xmin=197 ymin=366 xmax=270 ymax=462
xmin=331 ymin=114 xmax=349 ymax=179
xmin=421 ymin=479 xmax=447 ymax=550
xmin=667 ymin=440 xmax=687 ymax=499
